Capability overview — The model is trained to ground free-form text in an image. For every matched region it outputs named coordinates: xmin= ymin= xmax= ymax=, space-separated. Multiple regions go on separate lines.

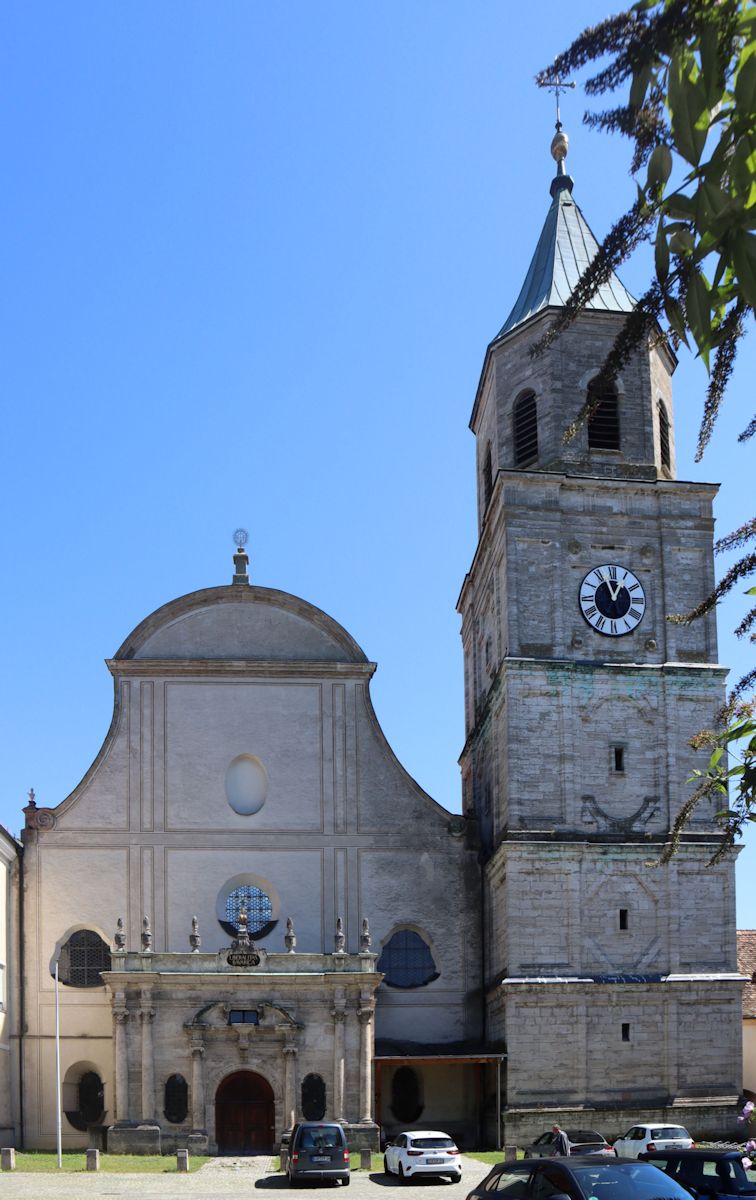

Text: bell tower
xmin=459 ymin=128 xmax=743 ymax=1142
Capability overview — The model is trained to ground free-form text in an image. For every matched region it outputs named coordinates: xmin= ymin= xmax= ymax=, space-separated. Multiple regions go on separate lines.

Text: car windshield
xmin=410 ymin=1138 xmax=455 ymax=1149
xmin=650 ymin=1129 xmax=689 ymax=1140
xmin=567 ymin=1131 xmax=605 ymax=1143
xmin=571 ymin=1161 xmax=694 ymax=1200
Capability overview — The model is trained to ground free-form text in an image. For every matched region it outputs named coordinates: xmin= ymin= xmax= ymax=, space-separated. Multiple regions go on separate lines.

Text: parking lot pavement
xmin=0 ymin=1154 xmax=489 ymax=1200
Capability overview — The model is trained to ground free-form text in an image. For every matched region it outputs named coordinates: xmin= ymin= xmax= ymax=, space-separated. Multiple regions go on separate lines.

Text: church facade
xmin=0 ymin=134 xmax=745 ymax=1154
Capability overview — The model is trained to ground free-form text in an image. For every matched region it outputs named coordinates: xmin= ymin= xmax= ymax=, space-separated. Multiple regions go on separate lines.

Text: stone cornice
xmin=106 ymin=658 xmax=377 ymax=679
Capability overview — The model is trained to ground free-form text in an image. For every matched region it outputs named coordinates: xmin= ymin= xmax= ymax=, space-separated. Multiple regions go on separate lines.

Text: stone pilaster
xmin=140 ymin=989 xmax=155 ymax=1120
xmin=113 ymin=994 xmax=130 ymax=1121
xmin=283 ymin=1041 xmax=298 ymax=1130
xmin=357 ymin=1002 xmax=375 ymax=1123
xmin=190 ymin=1032 xmax=206 ymax=1132
xmin=332 ymin=1004 xmax=346 ymax=1121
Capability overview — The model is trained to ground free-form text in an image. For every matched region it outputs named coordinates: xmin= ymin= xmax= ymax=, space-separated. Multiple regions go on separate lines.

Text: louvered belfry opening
xmin=587 ymin=381 xmax=620 ymax=450
xmin=482 ymin=442 xmax=493 ymax=510
xmin=659 ymin=400 xmax=671 ymax=468
xmin=513 ymin=391 xmax=538 ymax=466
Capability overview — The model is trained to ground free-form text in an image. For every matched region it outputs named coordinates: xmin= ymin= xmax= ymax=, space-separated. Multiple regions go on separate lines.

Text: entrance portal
xmin=215 ymin=1070 xmax=275 ymax=1154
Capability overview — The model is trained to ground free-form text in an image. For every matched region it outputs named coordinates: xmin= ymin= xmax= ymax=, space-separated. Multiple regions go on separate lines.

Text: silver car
xmin=525 ymin=1130 xmax=615 ymax=1158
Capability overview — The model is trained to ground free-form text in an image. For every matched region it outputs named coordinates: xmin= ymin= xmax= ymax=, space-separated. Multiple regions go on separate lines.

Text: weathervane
xmin=536 ymin=66 xmax=576 ymax=132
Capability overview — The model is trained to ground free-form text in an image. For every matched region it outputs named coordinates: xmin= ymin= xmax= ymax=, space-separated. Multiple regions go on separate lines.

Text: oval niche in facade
xmin=225 ymin=755 xmax=269 ymax=815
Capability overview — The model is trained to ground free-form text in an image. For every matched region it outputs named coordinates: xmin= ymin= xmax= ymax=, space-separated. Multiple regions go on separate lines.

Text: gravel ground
xmin=0 ymin=1154 xmax=489 ymax=1200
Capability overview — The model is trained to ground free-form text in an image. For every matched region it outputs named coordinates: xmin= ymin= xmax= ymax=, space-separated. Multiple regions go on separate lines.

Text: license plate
xmin=312 ymin=1156 xmax=330 ymax=1162
xmin=426 ymin=1158 xmax=444 ymax=1164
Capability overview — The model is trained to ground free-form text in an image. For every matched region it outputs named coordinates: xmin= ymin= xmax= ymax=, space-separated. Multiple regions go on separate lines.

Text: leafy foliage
xmin=538 ymin=0 xmax=755 ymax=852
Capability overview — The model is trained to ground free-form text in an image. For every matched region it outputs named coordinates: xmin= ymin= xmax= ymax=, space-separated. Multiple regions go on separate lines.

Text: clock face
xmin=579 ymin=564 xmax=646 ymax=637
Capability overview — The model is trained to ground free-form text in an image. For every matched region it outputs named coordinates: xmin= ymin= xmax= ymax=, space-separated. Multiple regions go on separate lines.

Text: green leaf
xmin=664 ymin=193 xmax=696 ymax=220
xmin=731 ymin=230 xmax=756 ymax=308
xmin=699 ymin=25 xmax=723 ymax=111
xmin=685 ymin=269 xmax=712 ymax=368
xmin=670 ymin=229 xmax=695 ymax=255
xmin=710 ymin=746 xmax=724 ymax=768
xmin=730 ymin=134 xmax=756 ymax=208
xmin=735 ymin=46 xmax=756 ymax=114
xmin=664 ymin=294 xmax=690 ymax=346
xmin=668 ymin=52 xmax=710 ymax=166
xmin=630 ymin=63 xmax=652 ymax=110
xmin=647 ymin=144 xmax=673 ymax=193
xmin=655 ymin=217 xmax=670 ymax=282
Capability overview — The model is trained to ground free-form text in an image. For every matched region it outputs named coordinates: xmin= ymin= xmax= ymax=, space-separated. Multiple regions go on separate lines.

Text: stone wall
xmin=503 ymin=1101 xmax=741 ymax=1148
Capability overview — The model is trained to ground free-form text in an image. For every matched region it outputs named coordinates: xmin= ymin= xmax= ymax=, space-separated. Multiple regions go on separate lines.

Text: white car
xmin=384 ymin=1130 xmax=462 ymax=1183
xmin=613 ymin=1124 xmax=693 ymax=1158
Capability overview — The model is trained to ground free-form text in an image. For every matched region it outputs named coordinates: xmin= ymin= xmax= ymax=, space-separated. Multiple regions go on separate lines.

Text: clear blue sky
xmin=2 ymin=2 xmax=753 ymax=923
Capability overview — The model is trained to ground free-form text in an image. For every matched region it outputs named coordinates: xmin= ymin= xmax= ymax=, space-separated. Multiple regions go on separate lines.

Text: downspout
xmin=17 ymin=839 xmax=25 ymax=1149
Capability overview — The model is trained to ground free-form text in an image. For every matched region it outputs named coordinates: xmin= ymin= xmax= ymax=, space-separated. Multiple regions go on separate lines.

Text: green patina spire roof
xmin=496 ymin=128 xmax=635 ymax=339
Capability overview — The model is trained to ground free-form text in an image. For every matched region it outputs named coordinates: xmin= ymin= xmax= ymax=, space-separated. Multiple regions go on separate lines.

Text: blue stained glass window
xmin=378 ymin=929 xmax=438 ymax=989
xmin=225 ymin=886 xmax=273 ymax=937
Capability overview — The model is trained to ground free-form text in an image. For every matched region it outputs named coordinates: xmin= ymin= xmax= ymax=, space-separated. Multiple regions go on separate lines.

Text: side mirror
xmin=385 ymin=1141 xmax=394 ymax=1148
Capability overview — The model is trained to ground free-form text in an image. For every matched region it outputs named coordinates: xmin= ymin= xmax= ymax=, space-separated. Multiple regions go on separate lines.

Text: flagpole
xmin=55 ymin=959 xmax=62 ymax=1168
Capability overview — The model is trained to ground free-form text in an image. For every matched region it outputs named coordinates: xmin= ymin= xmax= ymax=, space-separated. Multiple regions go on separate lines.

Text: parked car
xmin=525 ymin=1130 xmax=615 ymax=1158
xmin=288 ymin=1122 xmax=350 ymax=1186
xmin=613 ymin=1125 xmax=694 ymax=1159
xmin=640 ymin=1148 xmax=756 ymax=1197
xmin=384 ymin=1130 xmax=462 ymax=1183
xmin=464 ymin=1155 xmax=698 ymax=1200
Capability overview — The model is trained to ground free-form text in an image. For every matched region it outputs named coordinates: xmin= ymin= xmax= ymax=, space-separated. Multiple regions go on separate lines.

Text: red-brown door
xmin=215 ymin=1071 xmax=275 ymax=1154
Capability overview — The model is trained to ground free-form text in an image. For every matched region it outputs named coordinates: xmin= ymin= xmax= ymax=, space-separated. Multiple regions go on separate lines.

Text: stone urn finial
xmin=189 ymin=915 xmax=201 ymax=953
xmin=114 ymin=917 xmax=126 ymax=952
xmin=285 ymin=917 xmax=297 ymax=953
xmin=334 ymin=916 xmax=345 ymax=955
xmin=359 ymin=917 xmax=371 ymax=952
xmin=141 ymin=916 xmax=152 ymax=952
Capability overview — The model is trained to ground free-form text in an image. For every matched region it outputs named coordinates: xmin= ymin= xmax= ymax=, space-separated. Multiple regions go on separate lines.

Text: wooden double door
xmin=215 ymin=1070 xmax=275 ymax=1154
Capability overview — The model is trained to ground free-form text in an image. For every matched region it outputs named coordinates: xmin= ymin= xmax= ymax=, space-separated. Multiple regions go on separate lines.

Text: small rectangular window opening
xmin=613 ymin=746 xmax=625 ymax=773
xmin=619 ymin=908 xmax=629 ymax=931
xmin=228 ymin=1009 xmax=259 ymax=1025
xmin=621 ymin=1022 xmax=630 ymax=1042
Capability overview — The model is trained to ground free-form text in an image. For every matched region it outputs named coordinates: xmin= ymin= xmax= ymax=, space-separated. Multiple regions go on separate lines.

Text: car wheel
xmin=384 ymin=1156 xmax=391 ymax=1175
xmin=342 ymin=1178 xmax=350 ymax=1187
xmin=399 ymin=1164 xmax=407 ymax=1184
xmin=449 ymin=1174 xmax=462 ymax=1184
xmin=288 ymin=1175 xmax=299 ymax=1188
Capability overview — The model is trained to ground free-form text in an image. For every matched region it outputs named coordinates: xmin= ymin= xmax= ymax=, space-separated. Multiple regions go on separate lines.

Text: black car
xmin=465 ymin=1155 xmax=697 ymax=1200
xmin=640 ymin=1149 xmax=756 ymax=1198
xmin=288 ymin=1122 xmax=350 ymax=1186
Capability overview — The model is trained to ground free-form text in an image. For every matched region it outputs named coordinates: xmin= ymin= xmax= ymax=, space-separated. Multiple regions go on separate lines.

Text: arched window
xmin=65 ymin=1070 xmax=104 ymax=1131
xmin=301 ymin=1073 xmax=327 ymax=1121
xmin=56 ymin=930 xmax=111 ymax=988
xmin=391 ymin=1065 xmax=424 ymax=1123
xmin=513 ymin=392 xmax=538 ymax=466
xmin=482 ymin=442 xmax=493 ymax=511
xmin=164 ymin=1074 xmax=189 ymax=1124
xmin=221 ymin=885 xmax=274 ymax=939
xmin=658 ymin=400 xmax=671 ymax=469
xmin=378 ymin=928 xmax=439 ymax=989
xmin=587 ymin=380 xmax=620 ymax=450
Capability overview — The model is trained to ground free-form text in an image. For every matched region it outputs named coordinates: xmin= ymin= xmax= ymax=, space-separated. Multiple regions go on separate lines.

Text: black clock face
xmin=579 ymin=564 xmax=645 ymax=636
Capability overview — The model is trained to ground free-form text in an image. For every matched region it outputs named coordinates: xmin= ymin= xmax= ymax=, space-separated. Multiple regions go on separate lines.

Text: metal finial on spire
xmin=536 ymin=67 xmax=577 ymax=196
xmin=232 ymin=528 xmax=250 ymax=585
xmin=537 ymin=65 xmax=576 ymax=133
